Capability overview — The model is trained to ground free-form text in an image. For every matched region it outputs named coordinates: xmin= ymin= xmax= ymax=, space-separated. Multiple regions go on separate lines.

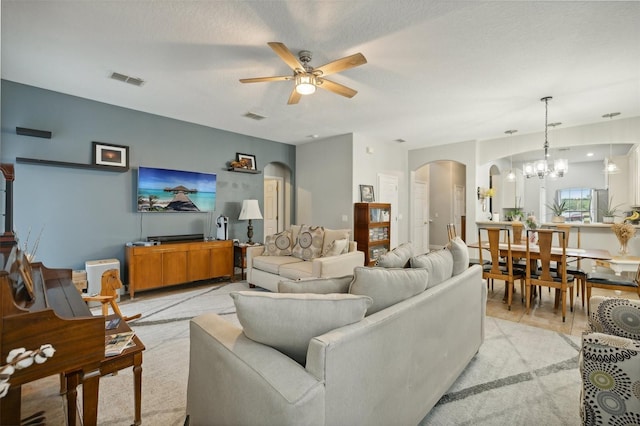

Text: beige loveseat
xmin=246 ymin=225 xmax=365 ymax=292
xmin=186 ymin=238 xmax=486 ymax=425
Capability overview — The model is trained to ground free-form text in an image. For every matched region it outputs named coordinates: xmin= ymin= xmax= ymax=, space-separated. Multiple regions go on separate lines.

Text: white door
xmin=377 ymin=173 xmax=399 ymax=249
xmin=413 ymin=180 xmax=428 ymax=254
xmin=263 ymin=179 xmax=280 ymax=235
xmin=454 ymin=184 xmax=464 ymax=240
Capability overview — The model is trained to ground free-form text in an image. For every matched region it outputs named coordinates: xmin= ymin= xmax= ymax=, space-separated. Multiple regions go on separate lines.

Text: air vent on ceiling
xmin=110 ymin=72 xmax=145 ymax=87
xmin=244 ymin=112 xmax=267 ymax=121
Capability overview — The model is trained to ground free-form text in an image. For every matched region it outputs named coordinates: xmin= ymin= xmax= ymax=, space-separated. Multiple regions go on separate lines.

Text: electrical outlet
xmin=342 ymin=215 xmax=348 ymax=222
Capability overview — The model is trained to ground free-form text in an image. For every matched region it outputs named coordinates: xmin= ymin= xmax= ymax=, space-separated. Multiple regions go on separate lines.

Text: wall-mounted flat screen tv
xmin=137 ymin=166 xmax=216 ymax=213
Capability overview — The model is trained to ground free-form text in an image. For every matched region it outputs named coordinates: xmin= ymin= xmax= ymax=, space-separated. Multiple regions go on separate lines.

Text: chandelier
xmin=523 ymin=96 xmax=568 ymax=179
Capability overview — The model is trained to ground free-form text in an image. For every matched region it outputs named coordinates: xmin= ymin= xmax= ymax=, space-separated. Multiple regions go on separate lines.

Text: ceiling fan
xmin=239 ymin=42 xmax=367 ymax=104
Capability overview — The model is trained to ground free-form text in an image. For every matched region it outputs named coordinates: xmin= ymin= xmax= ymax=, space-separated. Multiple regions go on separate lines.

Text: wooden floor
xmin=485 ymin=279 xmax=640 ymax=337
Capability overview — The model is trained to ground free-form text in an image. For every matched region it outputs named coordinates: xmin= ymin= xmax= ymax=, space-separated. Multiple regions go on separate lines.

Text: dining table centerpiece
xmin=611 ymin=222 xmax=636 ymax=255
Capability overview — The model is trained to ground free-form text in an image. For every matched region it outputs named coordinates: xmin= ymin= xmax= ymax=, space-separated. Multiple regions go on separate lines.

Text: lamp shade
xmin=238 ymin=199 xmax=263 ymax=220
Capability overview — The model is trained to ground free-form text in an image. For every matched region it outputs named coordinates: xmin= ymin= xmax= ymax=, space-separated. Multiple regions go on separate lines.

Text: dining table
xmin=468 ymin=242 xmax=613 ymax=265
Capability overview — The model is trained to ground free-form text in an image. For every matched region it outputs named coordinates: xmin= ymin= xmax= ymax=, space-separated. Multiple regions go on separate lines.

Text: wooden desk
xmin=65 ymin=315 xmax=145 ymax=426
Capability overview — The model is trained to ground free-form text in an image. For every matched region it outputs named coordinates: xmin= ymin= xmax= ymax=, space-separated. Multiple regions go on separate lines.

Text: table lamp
xmin=238 ymin=199 xmax=263 ymax=244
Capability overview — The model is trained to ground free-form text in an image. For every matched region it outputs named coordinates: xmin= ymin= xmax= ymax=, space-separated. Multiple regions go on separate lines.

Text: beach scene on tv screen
xmin=137 ymin=166 xmax=216 ymax=212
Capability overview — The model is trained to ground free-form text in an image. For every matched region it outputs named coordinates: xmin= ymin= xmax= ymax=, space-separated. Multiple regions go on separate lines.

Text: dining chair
xmin=478 ymin=227 xmax=525 ymax=310
xmin=555 ymin=224 xmax=588 ymax=308
xmin=525 ymin=229 xmax=575 ymax=322
xmin=585 ymin=263 xmax=640 ymax=315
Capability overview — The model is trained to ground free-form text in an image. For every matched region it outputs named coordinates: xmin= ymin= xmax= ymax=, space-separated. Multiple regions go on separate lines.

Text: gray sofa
xmin=186 ymin=239 xmax=486 ymax=426
xmin=246 ymin=225 xmax=365 ymax=292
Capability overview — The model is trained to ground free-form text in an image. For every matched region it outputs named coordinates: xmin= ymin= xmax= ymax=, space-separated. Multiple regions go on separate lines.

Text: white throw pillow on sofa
xmin=230 ymin=291 xmax=372 ymax=365
xmin=322 ymin=228 xmax=351 ymax=253
xmin=349 ymin=266 xmax=428 ymax=315
xmin=323 ymin=238 xmax=349 ymax=257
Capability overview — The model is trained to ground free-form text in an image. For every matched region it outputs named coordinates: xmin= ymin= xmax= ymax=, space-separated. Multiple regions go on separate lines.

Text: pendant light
xmin=505 ymin=129 xmax=517 ymax=182
xmin=523 ymin=96 xmax=568 ymax=179
xmin=602 ymin=112 xmax=621 ymax=174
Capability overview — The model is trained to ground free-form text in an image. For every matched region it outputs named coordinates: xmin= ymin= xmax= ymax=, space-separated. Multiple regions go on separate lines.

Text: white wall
xmin=351 ymin=133 xmax=409 ymax=245
xmin=296 ymin=134 xmax=353 ymax=229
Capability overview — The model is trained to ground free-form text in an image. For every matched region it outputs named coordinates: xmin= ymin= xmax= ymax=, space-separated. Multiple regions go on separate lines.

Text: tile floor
xmin=485 ymin=278 xmax=640 ymax=337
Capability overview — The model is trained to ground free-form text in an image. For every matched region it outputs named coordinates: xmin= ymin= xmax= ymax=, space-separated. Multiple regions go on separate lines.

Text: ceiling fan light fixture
xmin=295 ymin=74 xmax=317 ymax=95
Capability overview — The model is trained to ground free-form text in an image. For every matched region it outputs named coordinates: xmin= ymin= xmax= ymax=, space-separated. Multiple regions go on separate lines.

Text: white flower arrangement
xmin=0 ymin=344 xmax=55 ymax=398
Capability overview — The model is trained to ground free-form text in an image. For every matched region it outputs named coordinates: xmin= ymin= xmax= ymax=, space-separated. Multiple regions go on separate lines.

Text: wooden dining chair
xmin=525 ymin=229 xmax=575 ymax=322
xmin=478 ymin=227 xmax=525 ymax=310
xmin=555 ymin=224 xmax=587 ymax=308
xmin=585 ymin=263 xmax=640 ymax=315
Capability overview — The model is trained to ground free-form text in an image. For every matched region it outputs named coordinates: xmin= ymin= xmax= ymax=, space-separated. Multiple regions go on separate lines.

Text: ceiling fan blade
xmin=318 ymin=78 xmax=358 ymax=98
xmin=314 ymin=53 xmax=367 ymax=77
xmin=268 ymin=42 xmax=305 ymax=72
xmin=239 ymin=75 xmax=292 ymax=83
xmin=287 ymin=88 xmax=302 ymax=105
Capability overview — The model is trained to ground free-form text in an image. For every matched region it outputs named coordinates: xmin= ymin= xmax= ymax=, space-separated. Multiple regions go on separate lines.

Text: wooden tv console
xmin=125 ymin=239 xmax=233 ymax=298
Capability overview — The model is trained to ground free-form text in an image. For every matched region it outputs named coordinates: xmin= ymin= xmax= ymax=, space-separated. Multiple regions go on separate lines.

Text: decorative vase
xmin=603 ymin=216 xmax=615 ymax=224
xmin=619 ymin=241 xmax=628 ymax=256
xmin=551 ymin=216 xmax=565 ymax=223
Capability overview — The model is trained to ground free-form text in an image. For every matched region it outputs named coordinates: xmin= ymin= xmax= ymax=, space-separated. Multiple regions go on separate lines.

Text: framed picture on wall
xmin=360 ymin=184 xmax=375 ymax=202
xmin=236 ymin=153 xmax=257 ymax=170
xmin=92 ymin=142 xmax=129 ymax=168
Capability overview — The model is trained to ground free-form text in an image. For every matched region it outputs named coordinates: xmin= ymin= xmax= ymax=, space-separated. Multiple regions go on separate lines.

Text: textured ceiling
xmin=2 ymin=1 xmax=639 ymax=152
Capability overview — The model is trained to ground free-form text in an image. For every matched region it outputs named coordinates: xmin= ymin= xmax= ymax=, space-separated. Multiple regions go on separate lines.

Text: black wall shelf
xmin=227 ymin=167 xmax=261 ymax=174
xmin=16 ymin=157 xmax=129 ymax=173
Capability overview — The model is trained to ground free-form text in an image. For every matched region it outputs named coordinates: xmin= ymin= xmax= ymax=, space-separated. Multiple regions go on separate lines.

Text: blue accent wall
xmin=1 ymin=80 xmax=295 ymax=271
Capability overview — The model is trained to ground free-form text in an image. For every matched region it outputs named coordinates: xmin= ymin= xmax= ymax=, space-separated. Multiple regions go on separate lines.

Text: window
xmin=557 ymin=188 xmax=592 ymax=222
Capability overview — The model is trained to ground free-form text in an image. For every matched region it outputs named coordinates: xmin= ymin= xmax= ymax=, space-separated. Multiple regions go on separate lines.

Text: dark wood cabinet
xmin=354 ymin=203 xmax=391 ymax=266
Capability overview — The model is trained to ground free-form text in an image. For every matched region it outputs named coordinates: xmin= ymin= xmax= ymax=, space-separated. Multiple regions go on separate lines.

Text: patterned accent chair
xmin=580 ymin=296 xmax=640 ymax=425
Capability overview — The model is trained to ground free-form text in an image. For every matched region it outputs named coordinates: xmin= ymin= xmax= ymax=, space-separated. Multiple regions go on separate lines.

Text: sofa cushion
xmin=230 ymin=291 xmax=372 ymax=365
xmin=323 ymin=238 xmax=349 ymax=257
xmin=292 ymin=225 xmax=325 ymax=261
xmin=348 ymin=266 xmax=428 ymax=315
xmin=278 ymin=275 xmax=353 ymax=294
xmin=322 ymin=228 xmax=351 ymax=253
xmin=263 ymin=230 xmax=293 ymax=256
xmin=253 ymin=255 xmax=304 ymax=275
xmin=447 ymin=237 xmax=469 ymax=275
xmin=279 ymin=261 xmax=314 ymax=280
xmin=375 ymin=242 xmax=414 ymax=268
xmin=410 ymin=249 xmax=454 ymax=288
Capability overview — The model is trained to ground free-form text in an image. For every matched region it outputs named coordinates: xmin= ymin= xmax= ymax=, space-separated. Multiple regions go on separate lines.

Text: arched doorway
xmin=412 ymin=160 xmax=467 ymax=251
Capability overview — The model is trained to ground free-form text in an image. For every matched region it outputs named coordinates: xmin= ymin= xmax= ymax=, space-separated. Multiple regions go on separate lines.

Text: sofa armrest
xmin=580 ymin=331 xmax=640 ymax=423
xmin=588 ymin=296 xmax=640 ymax=340
xmin=245 ymin=245 xmax=265 ymax=283
xmin=187 ymin=313 xmax=325 ymax=425
xmin=311 ymin=250 xmax=365 ymax=278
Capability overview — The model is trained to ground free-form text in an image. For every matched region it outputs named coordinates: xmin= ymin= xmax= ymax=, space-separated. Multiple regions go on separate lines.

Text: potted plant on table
xmin=546 ymin=200 xmax=568 ymax=223
xmin=601 ymin=196 xmax=623 ymax=224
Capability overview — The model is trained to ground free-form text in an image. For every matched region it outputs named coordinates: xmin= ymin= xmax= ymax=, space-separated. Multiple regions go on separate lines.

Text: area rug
xmin=19 ymin=281 xmax=583 ymax=425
